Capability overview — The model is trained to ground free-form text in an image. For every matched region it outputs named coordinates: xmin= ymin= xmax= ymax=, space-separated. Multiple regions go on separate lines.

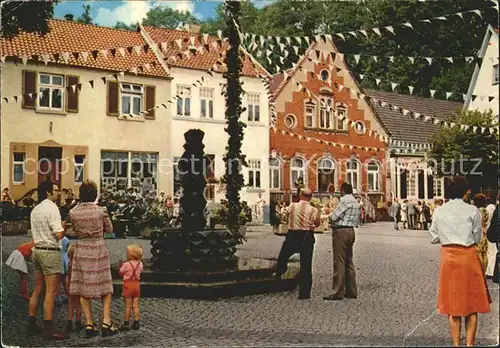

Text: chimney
xmin=184 ymin=23 xmax=200 ymax=34
xmin=64 ymin=14 xmax=74 ymax=21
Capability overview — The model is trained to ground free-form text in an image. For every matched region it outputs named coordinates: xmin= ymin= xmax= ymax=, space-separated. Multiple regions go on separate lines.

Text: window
xmin=367 ymin=161 xmax=380 ymax=191
xmin=319 ymin=97 xmax=333 ymax=130
xmin=176 ymin=85 xmax=191 ymax=116
xmin=74 ymin=155 xmax=85 ymax=184
xmin=100 ymin=152 xmax=157 ymax=195
xmin=354 ymin=121 xmax=365 ymax=134
xmin=269 ymin=157 xmax=281 ymax=189
xmin=317 ymin=158 xmax=335 ymax=192
xmin=408 ymin=169 xmax=417 ymax=197
xmin=38 ymin=74 xmax=64 ymax=110
xmin=320 ymin=69 xmax=329 ymax=81
xmin=284 ymin=114 xmax=296 ymax=129
xmin=346 ymin=159 xmax=360 ymax=190
xmin=305 ymin=102 xmax=316 ymax=128
xmin=291 ymin=157 xmax=306 ymax=189
xmin=248 ymin=93 xmax=260 ymax=122
xmin=433 ymin=176 xmax=443 ymax=197
xmin=248 ymin=160 xmax=261 ymax=188
xmin=494 ymin=64 xmax=499 ymax=85
xmin=13 ymin=152 xmax=25 ymax=184
xmin=200 ymin=88 xmax=214 ymax=118
xmin=173 ymin=157 xmax=182 ymax=196
xmin=336 ymin=103 xmax=347 ymax=130
xmin=120 ymin=83 xmax=143 ymax=116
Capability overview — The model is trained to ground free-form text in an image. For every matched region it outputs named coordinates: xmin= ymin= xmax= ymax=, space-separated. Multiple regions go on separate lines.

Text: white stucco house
xmin=1 ymin=20 xmax=171 ymax=200
xmin=139 ymin=24 xmax=271 ymax=208
xmin=464 ymin=25 xmax=499 ymax=117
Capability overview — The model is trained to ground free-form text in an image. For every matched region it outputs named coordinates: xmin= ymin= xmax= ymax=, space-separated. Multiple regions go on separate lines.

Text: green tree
xmin=142 ymin=6 xmax=199 ymax=29
xmin=223 ymin=1 xmax=247 ymax=240
xmin=1 ymin=1 xmax=57 ymax=39
xmin=428 ymin=109 xmax=499 ymax=194
xmin=77 ymin=4 xmax=93 ymax=24
xmin=114 ymin=21 xmax=136 ymax=31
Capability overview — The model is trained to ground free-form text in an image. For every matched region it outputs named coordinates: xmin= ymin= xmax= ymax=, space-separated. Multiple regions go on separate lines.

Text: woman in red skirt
xmin=429 ymin=176 xmax=490 ymax=347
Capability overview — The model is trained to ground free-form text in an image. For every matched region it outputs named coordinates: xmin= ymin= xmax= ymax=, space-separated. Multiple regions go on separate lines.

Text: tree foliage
xmin=428 ymin=109 xmax=499 ymax=193
xmin=114 ymin=21 xmax=136 ymax=31
xmin=1 ymin=0 xmax=57 ymax=39
xmin=113 ymin=5 xmax=200 ymax=30
xmin=76 ymin=4 xmax=93 ymax=24
xmin=201 ymin=0 xmax=497 ymax=101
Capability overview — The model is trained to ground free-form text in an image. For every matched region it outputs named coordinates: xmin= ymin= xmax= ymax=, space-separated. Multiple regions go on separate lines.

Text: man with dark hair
xmin=324 ymin=182 xmax=361 ymax=301
xmin=28 ymin=180 xmax=67 ymax=339
xmin=275 ymin=188 xmax=320 ymax=299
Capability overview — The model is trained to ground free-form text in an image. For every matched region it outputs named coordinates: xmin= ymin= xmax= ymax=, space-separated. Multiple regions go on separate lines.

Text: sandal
xmin=101 ymin=322 xmax=119 ymax=337
xmin=85 ymin=324 xmax=99 ymax=339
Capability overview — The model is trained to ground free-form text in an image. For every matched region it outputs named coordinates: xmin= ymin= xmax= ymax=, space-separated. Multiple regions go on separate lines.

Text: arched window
xmin=317 ymin=157 xmax=335 ymax=192
xmin=269 ymin=157 xmax=282 ymax=190
xmin=291 ymin=157 xmax=306 ymax=189
xmin=304 ymin=101 xmax=316 ymax=128
xmin=319 ymin=96 xmax=333 ymax=130
xmin=336 ymin=103 xmax=348 ymax=131
xmin=346 ymin=159 xmax=360 ymax=190
xmin=367 ymin=161 xmax=380 ymax=191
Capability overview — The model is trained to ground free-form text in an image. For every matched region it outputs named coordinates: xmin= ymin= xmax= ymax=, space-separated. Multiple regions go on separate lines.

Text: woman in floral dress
xmin=69 ymin=180 xmax=118 ymax=338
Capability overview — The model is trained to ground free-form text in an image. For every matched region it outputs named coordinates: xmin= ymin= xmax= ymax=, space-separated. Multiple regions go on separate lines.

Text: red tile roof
xmin=1 ymin=19 xmax=168 ymax=78
xmin=142 ymin=26 xmax=264 ymax=77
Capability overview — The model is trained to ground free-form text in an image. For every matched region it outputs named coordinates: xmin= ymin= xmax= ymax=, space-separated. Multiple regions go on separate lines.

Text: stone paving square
xmin=1 ymin=222 xmax=498 ymax=347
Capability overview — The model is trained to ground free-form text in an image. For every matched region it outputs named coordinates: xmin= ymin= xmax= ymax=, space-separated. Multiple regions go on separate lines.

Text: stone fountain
xmin=111 ymin=129 xmax=299 ymax=299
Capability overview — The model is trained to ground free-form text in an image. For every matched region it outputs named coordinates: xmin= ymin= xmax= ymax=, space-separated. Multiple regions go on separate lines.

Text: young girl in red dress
xmin=119 ymin=244 xmax=144 ymax=331
xmin=5 ymin=241 xmax=34 ymax=300
xmin=65 ymin=245 xmax=82 ymax=333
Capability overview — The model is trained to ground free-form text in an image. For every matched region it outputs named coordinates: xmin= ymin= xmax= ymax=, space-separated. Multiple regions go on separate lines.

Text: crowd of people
xmin=389 ymin=199 xmax=443 ymax=231
xmin=5 ymin=180 xmax=145 ymax=340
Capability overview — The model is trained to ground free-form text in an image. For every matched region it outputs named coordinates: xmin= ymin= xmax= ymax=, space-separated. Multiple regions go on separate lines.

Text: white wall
xmin=169 ymin=67 xmax=270 ymax=206
xmin=469 ymin=32 xmax=499 ymax=116
xmin=1 ymin=62 xmax=172 ymax=194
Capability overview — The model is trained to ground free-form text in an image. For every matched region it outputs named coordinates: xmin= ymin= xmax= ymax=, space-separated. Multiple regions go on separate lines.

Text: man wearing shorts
xmin=27 ymin=180 xmax=66 ymax=340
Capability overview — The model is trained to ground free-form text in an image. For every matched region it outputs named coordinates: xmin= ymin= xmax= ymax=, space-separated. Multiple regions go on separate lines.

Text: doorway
xmin=38 ymin=146 xmax=63 ymax=188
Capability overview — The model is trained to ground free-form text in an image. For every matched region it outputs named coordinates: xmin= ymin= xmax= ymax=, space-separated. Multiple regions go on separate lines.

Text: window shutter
xmin=107 ymin=81 xmax=119 ymax=116
xmin=22 ymin=70 xmax=37 ymax=109
xmin=66 ymin=75 xmax=80 ymax=113
xmin=145 ymin=85 xmax=156 ymax=119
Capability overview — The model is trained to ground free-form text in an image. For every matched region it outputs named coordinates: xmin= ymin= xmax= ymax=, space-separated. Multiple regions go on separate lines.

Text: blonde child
xmin=65 ymin=245 xmax=82 ymax=333
xmin=5 ymin=241 xmax=34 ymax=300
xmin=119 ymin=244 xmax=144 ymax=331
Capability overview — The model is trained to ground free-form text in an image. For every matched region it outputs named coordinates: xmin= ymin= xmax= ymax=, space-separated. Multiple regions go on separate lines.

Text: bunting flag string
xmin=253 ymin=47 xmax=499 ymax=135
xmin=1 ymin=40 xmax=227 ymax=106
xmin=241 ymin=5 xmax=497 ymax=45
xmin=270 ymin=127 xmax=384 ymax=153
xmin=0 ymin=32 xmax=229 ymax=65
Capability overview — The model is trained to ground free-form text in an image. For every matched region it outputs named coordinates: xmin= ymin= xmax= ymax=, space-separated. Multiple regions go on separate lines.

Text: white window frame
xmin=354 ymin=120 xmax=366 ymax=134
xmin=248 ymin=93 xmax=261 ymax=122
xmin=304 ymin=101 xmax=316 ymax=128
xmin=176 ymin=85 xmax=192 ymax=116
xmin=269 ymin=157 xmax=282 ymax=190
xmin=367 ymin=161 xmax=380 ymax=192
xmin=493 ymin=64 xmax=499 ymax=85
xmin=200 ymin=87 xmax=214 ymax=118
xmin=38 ymin=73 xmax=64 ymax=111
xmin=336 ymin=103 xmax=348 ymax=131
xmin=433 ymin=176 xmax=443 ymax=198
xmin=284 ymin=114 xmax=297 ymax=129
xmin=74 ymin=155 xmax=86 ymax=184
xmin=120 ymin=83 xmax=143 ymax=116
xmin=248 ymin=159 xmax=262 ymax=188
xmin=290 ymin=157 xmax=306 ymax=189
xmin=13 ymin=152 xmax=26 ymax=184
xmin=319 ymin=96 xmax=334 ymax=130
xmin=346 ymin=159 xmax=360 ymax=190
xmin=317 ymin=157 xmax=336 ymax=192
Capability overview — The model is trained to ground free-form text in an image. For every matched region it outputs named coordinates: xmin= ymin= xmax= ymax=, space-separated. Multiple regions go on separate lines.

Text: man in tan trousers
xmin=324 ymin=182 xmax=361 ymax=301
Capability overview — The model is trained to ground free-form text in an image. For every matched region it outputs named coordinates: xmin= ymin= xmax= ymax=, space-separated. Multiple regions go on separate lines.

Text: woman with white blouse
xmin=428 ymin=177 xmax=490 ymax=347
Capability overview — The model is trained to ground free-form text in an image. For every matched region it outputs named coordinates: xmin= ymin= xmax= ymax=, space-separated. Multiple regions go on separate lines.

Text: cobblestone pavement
xmin=1 ymin=222 xmax=498 ymax=347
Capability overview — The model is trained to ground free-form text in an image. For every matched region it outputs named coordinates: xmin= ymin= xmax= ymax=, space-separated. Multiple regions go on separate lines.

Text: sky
xmin=54 ymin=1 xmax=275 ymax=28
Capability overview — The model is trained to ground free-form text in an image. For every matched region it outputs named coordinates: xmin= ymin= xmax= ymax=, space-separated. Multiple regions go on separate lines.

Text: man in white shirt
xmin=28 ymin=180 xmax=66 ymax=340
